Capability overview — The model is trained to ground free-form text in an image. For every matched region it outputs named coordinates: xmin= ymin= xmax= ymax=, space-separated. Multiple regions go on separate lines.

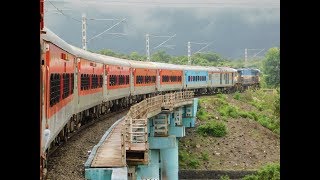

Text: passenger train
xmin=40 ymin=5 xmax=260 ymax=178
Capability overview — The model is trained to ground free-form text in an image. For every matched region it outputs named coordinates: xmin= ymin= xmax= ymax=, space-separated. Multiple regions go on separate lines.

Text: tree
xmin=170 ymin=56 xmax=188 ymax=65
xmin=263 ymin=47 xmax=280 ymax=88
xmin=98 ymin=49 xmax=117 ymax=56
xmin=130 ymin=52 xmax=146 ymax=61
xmin=151 ymin=50 xmax=171 ymax=63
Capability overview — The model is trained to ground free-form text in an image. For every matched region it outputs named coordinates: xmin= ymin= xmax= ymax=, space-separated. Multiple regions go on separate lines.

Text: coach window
xmin=136 ymin=75 xmax=140 ymax=84
xmin=118 ymin=75 xmax=122 ymax=85
xmin=109 ymin=75 xmax=113 ymax=86
xmin=115 ymin=75 xmax=118 ymax=85
xmin=126 ymin=75 xmax=129 ymax=84
xmin=99 ymin=75 xmax=103 ymax=87
xmin=63 ymin=73 xmax=70 ymax=99
xmin=70 ymin=73 xmax=74 ymax=94
xmin=121 ymin=75 xmax=125 ymax=85
xmin=81 ymin=74 xmax=84 ymax=90
xmin=91 ymin=74 xmax=94 ymax=89
xmin=145 ymin=76 xmax=148 ymax=84
xmin=87 ymin=74 xmax=90 ymax=89
xmin=50 ymin=74 xmax=59 ymax=106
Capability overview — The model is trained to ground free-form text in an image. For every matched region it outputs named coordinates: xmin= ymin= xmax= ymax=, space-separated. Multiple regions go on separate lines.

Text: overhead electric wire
xmin=46 ymin=0 xmax=81 ymax=22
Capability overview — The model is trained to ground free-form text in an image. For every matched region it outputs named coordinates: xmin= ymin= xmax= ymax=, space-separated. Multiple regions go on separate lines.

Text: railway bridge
xmin=84 ymin=91 xmax=198 ymax=180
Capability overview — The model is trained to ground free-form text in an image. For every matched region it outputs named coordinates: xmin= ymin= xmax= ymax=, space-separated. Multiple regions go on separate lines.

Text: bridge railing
xmin=124 ymin=91 xmax=194 ymax=155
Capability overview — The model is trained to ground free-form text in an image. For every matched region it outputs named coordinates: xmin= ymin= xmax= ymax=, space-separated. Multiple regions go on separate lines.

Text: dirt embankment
xmin=179 ymin=94 xmax=280 ymax=171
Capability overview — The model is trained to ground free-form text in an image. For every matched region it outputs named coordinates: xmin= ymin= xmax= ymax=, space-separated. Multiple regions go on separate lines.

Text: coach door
xmin=231 ymin=73 xmax=234 ymax=85
xmin=103 ymin=65 xmax=108 ymax=98
xmin=74 ymin=58 xmax=80 ymax=106
xmin=156 ymin=69 xmax=160 ymax=91
xmin=130 ymin=69 xmax=134 ymax=94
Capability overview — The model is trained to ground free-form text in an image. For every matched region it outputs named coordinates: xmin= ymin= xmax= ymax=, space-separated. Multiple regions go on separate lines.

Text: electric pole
xmin=146 ymin=34 xmax=176 ymax=62
xmin=82 ymin=13 xmax=127 ymax=50
xmin=188 ymin=41 xmax=212 ymax=65
xmin=188 ymin=41 xmax=191 ymax=65
xmin=244 ymin=48 xmax=265 ymax=67
xmin=82 ymin=13 xmax=87 ymax=50
xmin=146 ymin=34 xmax=150 ymax=61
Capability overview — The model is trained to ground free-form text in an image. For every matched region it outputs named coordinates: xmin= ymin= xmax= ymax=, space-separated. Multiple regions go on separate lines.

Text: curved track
xmin=46 ymin=110 xmax=128 ymax=180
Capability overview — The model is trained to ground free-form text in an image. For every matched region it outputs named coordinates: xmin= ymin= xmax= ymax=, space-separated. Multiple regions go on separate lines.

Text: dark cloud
xmin=44 ymin=1 xmax=279 ymax=58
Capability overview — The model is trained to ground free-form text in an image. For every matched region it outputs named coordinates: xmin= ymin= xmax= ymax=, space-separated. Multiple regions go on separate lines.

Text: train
xmin=39 ymin=5 xmax=260 ymax=178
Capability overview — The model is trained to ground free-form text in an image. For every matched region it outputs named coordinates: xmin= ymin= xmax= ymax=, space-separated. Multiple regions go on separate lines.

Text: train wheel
xmin=64 ymin=126 xmax=68 ymax=142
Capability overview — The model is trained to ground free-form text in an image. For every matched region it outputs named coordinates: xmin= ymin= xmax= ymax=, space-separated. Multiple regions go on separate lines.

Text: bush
xmin=219 ymin=105 xmax=239 ymax=118
xmin=220 ymin=175 xmax=230 ymax=180
xmin=201 ymin=152 xmax=209 ymax=161
xmin=242 ymin=163 xmax=280 ymax=180
xmin=197 ymin=121 xmax=227 ymax=137
xmin=233 ymin=92 xmax=241 ymax=100
xmin=216 ymin=93 xmax=226 ymax=100
xmin=197 ymin=108 xmax=208 ymax=121
xmin=273 ymin=88 xmax=280 ymax=118
xmin=188 ymin=158 xmax=200 ymax=168
xmin=239 ymin=111 xmax=254 ymax=119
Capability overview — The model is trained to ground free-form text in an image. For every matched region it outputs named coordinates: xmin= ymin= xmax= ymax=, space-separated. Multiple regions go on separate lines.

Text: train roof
xmin=122 ymin=59 xmax=158 ymax=69
xmin=217 ymin=67 xmax=237 ymax=72
xmin=206 ymin=66 xmax=221 ymax=72
xmin=42 ymin=27 xmax=74 ymax=55
xmin=149 ymin=62 xmax=184 ymax=70
xmin=237 ymin=68 xmax=261 ymax=72
xmin=179 ymin=65 xmax=211 ymax=71
xmin=43 ymin=27 xmax=131 ymax=66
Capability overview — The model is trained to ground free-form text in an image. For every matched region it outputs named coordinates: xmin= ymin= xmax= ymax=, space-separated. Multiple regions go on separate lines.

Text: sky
xmin=43 ymin=0 xmax=280 ymax=59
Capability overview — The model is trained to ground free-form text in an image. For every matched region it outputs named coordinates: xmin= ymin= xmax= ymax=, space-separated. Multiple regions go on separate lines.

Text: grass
xmin=242 ymin=163 xmax=280 ymax=180
xmin=197 ymin=120 xmax=227 ymax=137
xmin=220 ymin=175 xmax=230 ymax=180
xmin=197 ymin=93 xmax=280 ymax=135
xmin=179 ymin=149 xmax=200 ymax=169
xmin=219 ymin=90 xmax=280 ymax=135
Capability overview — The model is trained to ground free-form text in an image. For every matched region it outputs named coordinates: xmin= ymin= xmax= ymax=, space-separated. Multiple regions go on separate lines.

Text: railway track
xmin=45 ymin=108 xmax=129 ymax=180
xmin=47 ymin=107 xmax=129 ymax=158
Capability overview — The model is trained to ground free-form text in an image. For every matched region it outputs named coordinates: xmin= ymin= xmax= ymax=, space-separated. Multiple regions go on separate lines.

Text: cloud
xmin=43 ymin=0 xmax=279 ymax=58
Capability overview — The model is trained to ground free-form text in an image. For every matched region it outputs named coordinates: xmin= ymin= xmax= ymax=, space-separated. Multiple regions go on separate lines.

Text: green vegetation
xmin=196 ymin=90 xmax=280 ymax=136
xmin=201 ymin=152 xmax=209 ymax=161
xmin=180 ymin=90 xmax=280 ymax=170
xmin=220 ymin=175 xmax=230 ymax=180
xmin=242 ymin=163 xmax=280 ymax=180
xmin=273 ymin=88 xmax=280 ymax=119
xmin=263 ymin=47 xmax=280 ymax=88
xmin=96 ymin=48 xmax=264 ymax=68
xmin=196 ymin=108 xmax=210 ymax=121
xmin=179 ymin=149 xmax=200 ymax=169
xmin=233 ymin=92 xmax=241 ymax=100
xmin=212 ymin=89 xmax=280 ymax=134
xmin=197 ymin=121 xmax=227 ymax=137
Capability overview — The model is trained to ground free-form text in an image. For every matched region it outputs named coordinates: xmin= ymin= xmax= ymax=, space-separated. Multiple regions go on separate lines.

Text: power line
xmin=88 ymin=18 xmax=127 ymax=42
xmin=188 ymin=41 xmax=213 ymax=65
xmin=74 ymin=0 xmax=280 ymax=8
xmin=46 ymin=0 xmax=81 ymax=22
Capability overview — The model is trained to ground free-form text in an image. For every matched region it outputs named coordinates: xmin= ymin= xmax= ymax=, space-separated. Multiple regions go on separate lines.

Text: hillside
xmin=179 ymin=89 xmax=280 ymax=171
